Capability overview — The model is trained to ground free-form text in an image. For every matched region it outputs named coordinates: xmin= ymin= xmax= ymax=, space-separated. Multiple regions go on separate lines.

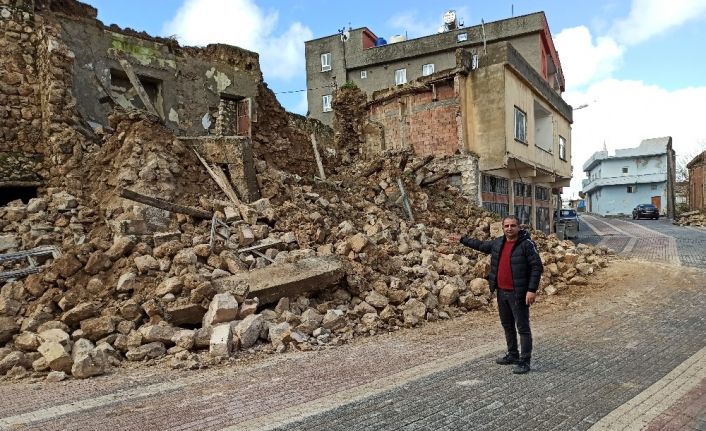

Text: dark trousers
xmin=497 ymin=289 xmax=532 ymax=362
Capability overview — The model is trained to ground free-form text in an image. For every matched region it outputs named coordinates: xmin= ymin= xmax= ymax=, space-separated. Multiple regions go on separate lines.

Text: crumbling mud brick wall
xmin=332 ymin=85 xmax=367 ymax=164
xmin=1 ymin=0 xmax=327 ymax=198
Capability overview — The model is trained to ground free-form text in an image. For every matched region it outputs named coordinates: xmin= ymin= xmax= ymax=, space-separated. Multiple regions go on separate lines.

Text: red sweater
xmin=497 ymin=240 xmax=516 ymax=290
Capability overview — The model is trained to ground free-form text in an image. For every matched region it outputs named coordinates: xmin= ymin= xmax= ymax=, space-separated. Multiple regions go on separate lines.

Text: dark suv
xmin=632 ymin=204 xmax=659 ymax=220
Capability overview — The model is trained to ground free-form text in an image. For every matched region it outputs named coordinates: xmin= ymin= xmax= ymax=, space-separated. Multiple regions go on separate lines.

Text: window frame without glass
xmin=559 ymin=136 xmax=566 ymax=160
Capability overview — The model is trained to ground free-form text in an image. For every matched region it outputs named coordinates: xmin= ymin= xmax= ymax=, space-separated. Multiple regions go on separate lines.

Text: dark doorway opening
xmin=1 ymin=186 xmax=38 ymax=206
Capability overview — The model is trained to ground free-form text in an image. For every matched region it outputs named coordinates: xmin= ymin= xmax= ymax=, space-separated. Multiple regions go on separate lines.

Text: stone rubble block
xmin=37 ymin=341 xmax=73 ymax=373
xmin=234 ymin=314 xmax=263 ymax=349
xmin=202 ymin=293 xmax=239 ymax=328
xmin=209 ymin=324 xmax=232 ymax=357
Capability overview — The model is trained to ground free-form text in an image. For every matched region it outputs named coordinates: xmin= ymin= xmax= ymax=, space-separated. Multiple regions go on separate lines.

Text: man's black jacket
xmin=460 ymin=229 xmax=543 ymax=299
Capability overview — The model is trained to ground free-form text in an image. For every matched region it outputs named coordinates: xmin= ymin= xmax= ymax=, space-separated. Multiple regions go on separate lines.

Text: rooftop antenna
xmin=481 ymin=19 xmax=487 ymax=54
xmin=512 ymin=4 xmax=514 ymax=17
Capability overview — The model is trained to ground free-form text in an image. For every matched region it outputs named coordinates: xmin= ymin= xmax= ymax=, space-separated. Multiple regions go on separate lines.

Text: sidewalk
xmin=0 ymin=260 xmax=704 ymax=430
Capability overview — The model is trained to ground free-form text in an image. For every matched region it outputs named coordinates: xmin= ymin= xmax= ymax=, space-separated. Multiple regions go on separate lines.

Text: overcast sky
xmin=85 ymin=0 xmax=706 ymax=197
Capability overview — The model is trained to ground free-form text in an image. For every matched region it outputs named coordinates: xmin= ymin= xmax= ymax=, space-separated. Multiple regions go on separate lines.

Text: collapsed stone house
xmin=0 ymin=0 xmax=328 ymax=209
xmin=305 ymin=11 xmax=573 ymax=233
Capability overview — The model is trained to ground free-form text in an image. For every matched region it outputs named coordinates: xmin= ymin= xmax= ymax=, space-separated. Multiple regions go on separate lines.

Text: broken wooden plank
xmin=118 ymin=188 xmax=212 ymax=219
xmin=359 ymin=159 xmax=384 ymax=178
xmin=310 ymin=133 xmax=326 ymax=181
xmin=397 ymin=178 xmax=415 ymax=223
xmin=117 ymin=58 xmax=162 ymax=119
xmin=404 ymin=155 xmax=434 ymax=175
xmin=420 ymin=170 xmax=460 ymax=186
xmin=192 ymin=148 xmax=242 ymax=206
xmin=236 ymin=240 xmax=284 ymax=254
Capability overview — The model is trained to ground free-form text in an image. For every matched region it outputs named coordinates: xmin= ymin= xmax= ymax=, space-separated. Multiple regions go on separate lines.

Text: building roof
xmin=583 ymin=136 xmax=672 ymax=172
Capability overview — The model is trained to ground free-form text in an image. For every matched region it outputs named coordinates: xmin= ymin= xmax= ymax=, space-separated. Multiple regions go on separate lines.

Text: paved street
xmin=1 ymin=217 xmax=705 ymax=430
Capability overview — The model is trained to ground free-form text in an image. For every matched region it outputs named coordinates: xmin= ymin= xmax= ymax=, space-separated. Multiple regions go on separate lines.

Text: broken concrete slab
xmin=212 ymin=256 xmax=345 ymax=306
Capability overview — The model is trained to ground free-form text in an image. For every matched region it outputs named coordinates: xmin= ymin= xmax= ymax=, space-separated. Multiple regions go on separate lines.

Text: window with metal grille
xmin=535 ymin=186 xmax=550 ymax=201
xmin=481 ymin=174 xmax=509 ymax=195
xmin=514 ymin=205 xmax=532 ymax=226
xmin=482 ymin=202 xmax=509 ymax=218
xmin=513 ymin=182 xmax=532 ymax=198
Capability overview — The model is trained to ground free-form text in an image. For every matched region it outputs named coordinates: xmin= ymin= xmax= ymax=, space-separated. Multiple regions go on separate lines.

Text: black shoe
xmin=512 ymin=361 xmax=531 ymax=374
xmin=495 ymin=354 xmax=519 ymax=365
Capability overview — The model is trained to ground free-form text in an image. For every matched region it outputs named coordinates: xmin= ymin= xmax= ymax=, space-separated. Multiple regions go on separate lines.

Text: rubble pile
xmin=0 ymin=128 xmax=614 ymax=381
xmin=673 ymin=210 xmax=706 ymax=227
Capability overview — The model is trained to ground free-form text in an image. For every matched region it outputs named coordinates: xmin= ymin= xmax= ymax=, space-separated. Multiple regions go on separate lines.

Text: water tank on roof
xmin=375 ymin=37 xmax=387 ymax=46
xmin=389 ymin=34 xmax=407 ymax=43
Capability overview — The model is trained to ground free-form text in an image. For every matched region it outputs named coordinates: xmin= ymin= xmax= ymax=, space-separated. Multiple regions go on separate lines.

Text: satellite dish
xmin=341 ymin=29 xmax=350 ymax=42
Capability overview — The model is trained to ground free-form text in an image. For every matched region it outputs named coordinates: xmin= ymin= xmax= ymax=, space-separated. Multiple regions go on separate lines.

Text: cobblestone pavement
xmin=1 ymin=259 xmax=704 ymax=431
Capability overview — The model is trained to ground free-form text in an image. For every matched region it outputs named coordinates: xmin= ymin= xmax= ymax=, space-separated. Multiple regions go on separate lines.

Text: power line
xmin=274 ymin=84 xmax=336 ymax=95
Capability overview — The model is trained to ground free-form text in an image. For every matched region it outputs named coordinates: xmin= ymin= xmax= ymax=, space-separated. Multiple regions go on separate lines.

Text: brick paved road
xmin=1 ymin=259 xmax=704 ymax=430
xmin=576 ymin=214 xmax=706 ymax=268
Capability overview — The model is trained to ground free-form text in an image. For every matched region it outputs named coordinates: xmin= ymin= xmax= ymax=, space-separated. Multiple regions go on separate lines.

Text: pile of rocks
xmin=0 ymin=119 xmax=614 ymax=381
xmin=674 ymin=210 xmax=706 ymax=227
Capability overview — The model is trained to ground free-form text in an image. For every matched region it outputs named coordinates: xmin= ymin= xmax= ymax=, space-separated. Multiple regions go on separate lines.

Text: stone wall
xmin=0 ymin=0 xmax=44 ymax=184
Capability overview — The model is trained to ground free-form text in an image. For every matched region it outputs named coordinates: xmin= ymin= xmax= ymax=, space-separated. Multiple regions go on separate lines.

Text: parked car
xmin=554 ymin=208 xmax=579 ymax=238
xmin=632 ymin=204 xmax=659 ymax=220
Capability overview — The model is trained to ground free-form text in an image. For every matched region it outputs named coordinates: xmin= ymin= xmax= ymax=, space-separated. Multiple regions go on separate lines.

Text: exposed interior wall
xmin=365 ymin=80 xmax=462 ymax=157
xmin=466 ymin=63 xmax=506 ymax=171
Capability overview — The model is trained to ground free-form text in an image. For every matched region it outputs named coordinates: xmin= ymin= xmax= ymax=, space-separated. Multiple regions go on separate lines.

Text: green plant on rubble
xmin=341 ymin=80 xmax=358 ymax=90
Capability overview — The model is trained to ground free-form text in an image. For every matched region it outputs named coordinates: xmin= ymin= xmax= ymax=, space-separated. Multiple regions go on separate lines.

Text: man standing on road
xmin=448 ymin=215 xmax=543 ymax=374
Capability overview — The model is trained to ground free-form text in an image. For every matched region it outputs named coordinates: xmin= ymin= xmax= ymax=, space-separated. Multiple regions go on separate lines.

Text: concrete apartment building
xmin=687 ymin=150 xmax=706 ymax=211
xmin=304 ymin=12 xmax=572 ymax=232
xmin=582 ymin=138 xmax=676 ymax=217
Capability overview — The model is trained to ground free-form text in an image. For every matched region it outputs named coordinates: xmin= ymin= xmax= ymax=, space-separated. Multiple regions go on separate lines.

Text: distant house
xmin=687 ymin=150 xmax=706 ymax=211
xmin=582 ymin=137 xmax=676 ymax=217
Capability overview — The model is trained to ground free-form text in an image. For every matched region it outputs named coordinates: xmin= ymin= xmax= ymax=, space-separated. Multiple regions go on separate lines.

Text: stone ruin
xmin=0 ymin=0 xmax=615 ymax=381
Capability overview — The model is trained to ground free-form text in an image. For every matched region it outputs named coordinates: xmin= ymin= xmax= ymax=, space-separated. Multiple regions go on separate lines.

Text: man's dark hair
xmin=502 ymin=215 xmax=520 ymax=225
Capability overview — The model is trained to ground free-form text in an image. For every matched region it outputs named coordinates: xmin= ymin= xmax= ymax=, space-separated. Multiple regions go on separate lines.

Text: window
xmin=322 ymin=94 xmax=332 ymax=112
xmin=535 ymin=186 xmax=550 ymax=201
xmin=514 ymin=205 xmax=531 ymax=226
xmin=651 ymin=184 xmax=658 ymax=190
xmin=360 ymin=70 xmax=367 ymax=79
xmin=627 ymin=186 xmax=635 ymax=193
xmin=622 ymin=167 xmax=629 ymax=174
xmin=395 ymin=68 xmax=407 ymax=85
xmin=422 ymin=64 xmax=434 ymax=76
xmin=513 ymin=182 xmax=532 ymax=198
xmin=514 ymin=107 xmax=527 ymax=143
xmin=559 ymin=136 xmax=566 ymax=160
xmin=321 ymin=53 xmax=331 ymax=72
xmin=457 ymin=33 xmax=468 ymax=42
xmin=481 ymin=174 xmax=509 ymax=195
xmin=482 ymin=202 xmax=509 ymax=218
